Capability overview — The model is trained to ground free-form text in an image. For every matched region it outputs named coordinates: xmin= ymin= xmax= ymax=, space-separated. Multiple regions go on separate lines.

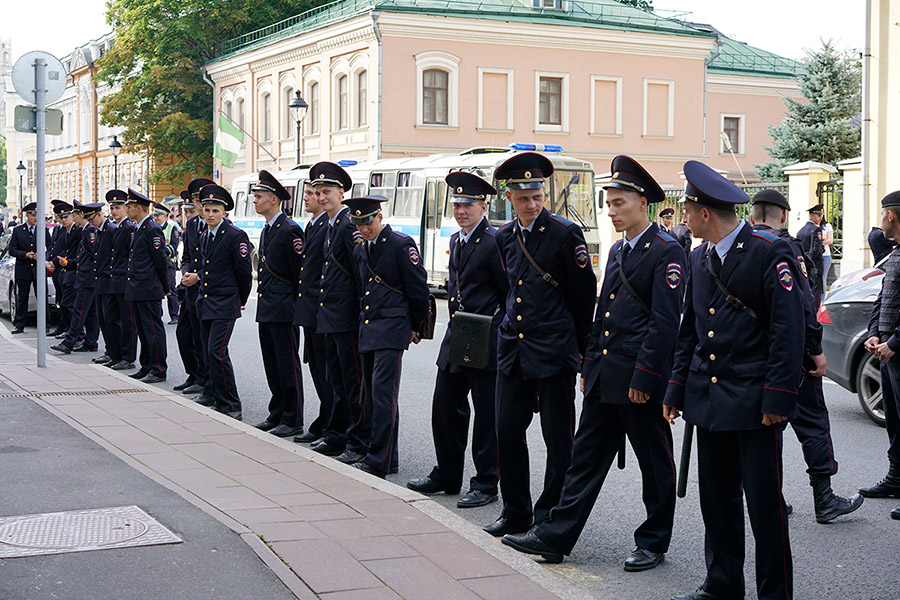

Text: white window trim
xmin=642 ymin=78 xmax=675 ymax=138
xmin=415 ymin=50 xmax=460 ymax=128
xmin=331 ymin=58 xmax=351 ymax=132
xmin=303 ymin=66 xmax=321 ymax=138
xmin=589 ymin=75 xmax=622 ymax=136
xmin=720 ymin=112 xmax=746 ymax=155
xmin=534 ymin=70 xmax=569 ymax=133
xmin=280 ymin=82 xmax=296 ymax=141
xmin=257 ymin=78 xmax=274 ymax=143
xmin=477 ymin=67 xmax=514 ymax=131
xmin=350 ymin=52 xmax=370 ymax=130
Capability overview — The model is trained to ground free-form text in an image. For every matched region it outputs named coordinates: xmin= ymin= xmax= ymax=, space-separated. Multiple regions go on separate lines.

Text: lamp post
xmin=16 ymin=160 xmax=26 ymax=210
xmin=109 ymin=135 xmax=122 ymax=189
xmin=288 ymin=90 xmax=309 ymax=166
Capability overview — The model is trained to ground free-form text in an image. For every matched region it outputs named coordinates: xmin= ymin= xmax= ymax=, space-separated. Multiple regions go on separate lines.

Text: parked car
xmin=0 ymin=230 xmax=58 ymax=320
xmin=820 ymin=272 xmax=885 ymax=426
xmin=828 ymin=254 xmax=887 ymax=293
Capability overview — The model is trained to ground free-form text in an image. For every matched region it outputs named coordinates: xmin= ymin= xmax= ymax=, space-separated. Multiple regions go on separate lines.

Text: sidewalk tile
xmin=90 ymin=425 xmax=170 ymax=454
xmin=353 ymin=499 xmax=449 ymax=536
xmin=461 ymin=574 xmax=563 ymax=600
xmin=337 ymin=536 xmax=419 ymax=561
xmin=170 ymin=441 xmax=239 ymax=460
xmin=315 ymin=480 xmax=396 ymax=504
xmin=193 ymin=486 xmax=280 ymax=510
xmin=54 ymin=405 xmax=126 ymax=428
xmin=103 ymin=404 xmax=162 ymax=420
xmin=287 ymin=503 xmax=362 ymax=522
xmin=201 ymin=453 xmax=274 ymax=476
xmin=231 ymin=472 xmax=315 ymax=496
xmin=319 ymin=589 xmax=402 ymax=600
xmin=312 ymin=518 xmax=390 ymax=540
xmin=38 ymin=395 xmax=90 ymax=406
xmin=161 ymin=467 xmax=237 ymax=488
xmin=268 ymin=492 xmax=340 ymax=507
xmin=181 ymin=419 xmax=247 ymax=436
xmin=271 ymin=460 xmax=344 ymax=486
xmin=401 ymin=532 xmax=514 ymax=579
xmin=363 ymin=556 xmax=481 ymax=600
xmin=252 ymin=522 xmax=327 ymax=542
xmin=132 ymin=451 xmax=205 ymax=473
xmin=143 ymin=402 xmax=210 ymax=422
xmin=273 ymin=539 xmax=382 ymax=594
xmin=225 ymin=507 xmax=299 ymax=525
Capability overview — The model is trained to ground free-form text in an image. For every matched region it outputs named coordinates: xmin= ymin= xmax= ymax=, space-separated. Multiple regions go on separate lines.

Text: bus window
xmin=351 ymin=183 xmax=366 ymax=197
xmin=395 ymin=171 xmax=424 ymax=218
xmin=370 ymin=172 xmax=396 ymax=218
xmin=488 ymin=181 xmax=515 ymax=225
xmin=283 ymin=185 xmax=296 ymax=215
xmin=234 ymin=191 xmax=247 ymax=217
xmin=550 ymin=170 xmax=595 ymax=231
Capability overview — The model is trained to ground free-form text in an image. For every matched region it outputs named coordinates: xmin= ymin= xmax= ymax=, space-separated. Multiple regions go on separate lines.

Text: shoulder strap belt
xmin=617 ymin=258 xmax=650 ymax=316
xmin=706 ymin=255 xmax=758 ymax=320
xmin=365 ymin=262 xmax=403 ymax=295
xmin=516 ymin=230 xmax=558 ymax=288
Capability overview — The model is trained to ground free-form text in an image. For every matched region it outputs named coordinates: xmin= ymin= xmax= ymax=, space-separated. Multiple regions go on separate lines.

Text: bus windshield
xmin=488 ymin=169 xmax=595 ymax=229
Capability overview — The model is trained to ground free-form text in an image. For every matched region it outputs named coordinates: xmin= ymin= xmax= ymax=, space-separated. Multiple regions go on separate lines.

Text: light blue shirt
xmin=623 ymin=222 xmax=654 ymax=251
xmin=459 ymin=216 xmax=487 ymax=244
xmin=136 ymin=214 xmax=151 ymax=229
xmin=708 ymin=220 xmax=745 ymax=261
xmin=266 ymin=211 xmax=283 ymax=228
xmin=208 ymin=221 xmax=224 ymax=238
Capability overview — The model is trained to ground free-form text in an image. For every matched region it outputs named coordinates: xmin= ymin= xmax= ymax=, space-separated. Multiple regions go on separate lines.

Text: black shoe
xmin=406 ymin=476 xmax=459 ymax=496
xmin=353 ymin=461 xmax=386 ymax=479
xmin=458 ymin=489 xmax=498 ymax=508
xmin=49 ymin=328 xmax=65 ymax=336
xmin=193 ymin=394 xmax=216 ymax=407
xmin=311 ymin=441 xmax=344 ymax=457
xmin=225 ymin=411 xmax=242 ymax=421
xmin=336 ymin=450 xmax=364 ymax=464
xmin=173 ymin=378 xmax=195 ymax=391
xmin=182 ymin=384 xmax=205 ymax=395
xmin=50 ymin=343 xmax=72 ymax=354
xmin=73 ymin=342 xmax=98 ymax=352
xmin=269 ymin=424 xmax=302 ymax=438
xmin=785 ymin=502 xmax=793 ymax=516
xmin=623 ymin=547 xmax=665 ymax=572
xmin=294 ymin=431 xmax=321 ymax=444
xmin=810 ymin=475 xmax=864 ymax=523
xmin=892 ymin=506 xmax=900 ymax=520
xmin=501 ymin=531 xmax=563 ymax=563
xmin=483 ymin=516 xmax=533 ymax=537
xmin=860 ymin=461 xmax=900 ymax=498
xmin=253 ymin=420 xmax=278 ymax=431
xmin=109 ymin=361 xmax=135 ymax=371
xmin=671 ymin=589 xmax=728 ymax=600
xmin=168 ymin=318 xmax=179 ymax=325
xmin=140 ymin=373 xmax=166 ymax=384
xmin=129 ymin=369 xmax=150 ymax=379
xmin=11 ymin=327 xmax=24 ymax=334
xmin=54 ymin=332 xmax=67 ymax=339
xmin=92 ymin=354 xmax=111 ymax=364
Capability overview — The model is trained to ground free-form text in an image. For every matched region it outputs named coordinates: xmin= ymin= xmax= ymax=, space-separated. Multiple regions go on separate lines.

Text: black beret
xmin=752 ymin=189 xmax=791 ymax=211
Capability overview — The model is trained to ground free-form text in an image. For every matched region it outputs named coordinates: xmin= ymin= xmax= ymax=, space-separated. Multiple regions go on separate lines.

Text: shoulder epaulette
xmin=691 ymin=241 xmax=708 ymax=255
xmin=548 ymin=213 xmax=575 ymax=227
xmin=656 ymin=231 xmax=676 ymax=243
xmin=751 ymin=230 xmax=778 ymax=244
xmin=391 ymin=229 xmax=411 ymax=239
xmin=499 ymin=220 xmax=516 ymax=229
xmin=484 ymin=227 xmax=496 ymax=238
xmin=227 ymin=224 xmax=242 ymax=232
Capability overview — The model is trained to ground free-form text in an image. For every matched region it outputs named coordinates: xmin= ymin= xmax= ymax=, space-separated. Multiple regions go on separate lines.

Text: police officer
xmin=105 ymin=190 xmax=136 ymax=371
xmin=152 ymin=203 xmax=181 ymax=324
xmin=669 ymin=216 xmax=693 ymax=258
xmin=663 ymin=161 xmax=804 ymax=600
xmin=484 ymin=152 xmax=597 ymax=537
xmin=92 ymin=195 xmax=121 ymax=366
xmin=307 ymin=162 xmax=369 ymax=464
xmin=176 ymin=178 xmax=214 ymax=399
xmin=658 ymin=207 xmax=675 ymax=232
xmin=251 ymin=170 xmax=305 ymax=437
xmin=503 ymin=156 xmax=683 ymax=569
xmin=797 ymin=203 xmax=825 ymax=302
xmin=750 ymin=189 xmax=863 ymax=523
xmin=860 ymin=191 xmax=900 ymax=519
xmin=52 ymin=201 xmax=102 ymax=353
xmin=55 ymin=201 xmax=82 ymax=341
xmin=124 ymin=189 xmax=169 ymax=383
xmin=193 ymin=184 xmax=252 ymax=420
xmin=47 ymin=201 xmax=70 ymax=336
xmin=346 ymin=196 xmax=430 ymax=478
xmin=407 ymin=172 xmax=505 ymax=506
xmin=8 ymin=202 xmax=49 ymax=334
xmin=293 ymin=179 xmax=335 ymax=445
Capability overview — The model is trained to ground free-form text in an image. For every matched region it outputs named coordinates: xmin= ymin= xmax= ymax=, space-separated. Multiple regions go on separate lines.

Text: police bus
xmin=227 ymin=145 xmax=599 ymax=287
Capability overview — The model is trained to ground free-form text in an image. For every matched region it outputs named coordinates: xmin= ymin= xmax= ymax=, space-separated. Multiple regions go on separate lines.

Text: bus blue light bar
xmin=509 ymin=143 xmax=563 ymax=153
xmin=337 ymin=160 xmax=358 ymax=166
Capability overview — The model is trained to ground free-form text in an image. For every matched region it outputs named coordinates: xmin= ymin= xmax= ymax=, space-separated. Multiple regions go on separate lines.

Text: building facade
xmin=206 ymin=0 xmax=802 ymax=190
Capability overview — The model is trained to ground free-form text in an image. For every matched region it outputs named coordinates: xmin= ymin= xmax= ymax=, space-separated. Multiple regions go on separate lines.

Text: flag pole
xmin=217 ymin=111 xmax=278 ymax=162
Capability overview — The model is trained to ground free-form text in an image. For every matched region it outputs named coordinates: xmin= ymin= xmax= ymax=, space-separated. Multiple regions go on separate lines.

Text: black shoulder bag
xmin=448 ymin=247 xmax=493 ymax=369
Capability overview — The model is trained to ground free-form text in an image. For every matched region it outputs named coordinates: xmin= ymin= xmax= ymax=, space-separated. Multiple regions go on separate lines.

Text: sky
xmin=2 ymin=0 xmax=866 ymax=66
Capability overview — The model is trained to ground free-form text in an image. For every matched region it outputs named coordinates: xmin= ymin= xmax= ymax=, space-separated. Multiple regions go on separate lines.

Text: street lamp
xmin=109 ymin=135 xmax=122 ymax=189
xmin=16 ymin=161 xmax=26 ymax=209
xmin=288 ymin=90 xmax=309 ymax=166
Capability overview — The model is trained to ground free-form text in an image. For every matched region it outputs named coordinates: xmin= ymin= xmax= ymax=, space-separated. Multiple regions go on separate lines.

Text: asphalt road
xmin=9 ymin=295 xmax=900 ymax=599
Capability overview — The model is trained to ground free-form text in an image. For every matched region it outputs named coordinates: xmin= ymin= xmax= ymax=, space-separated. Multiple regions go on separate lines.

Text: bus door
xmin=423 ymin=177 xmax=447 ymax=283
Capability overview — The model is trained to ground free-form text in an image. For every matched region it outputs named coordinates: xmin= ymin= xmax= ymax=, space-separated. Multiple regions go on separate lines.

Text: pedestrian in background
xmin=8 ymin=202 xmax=48 ymax=334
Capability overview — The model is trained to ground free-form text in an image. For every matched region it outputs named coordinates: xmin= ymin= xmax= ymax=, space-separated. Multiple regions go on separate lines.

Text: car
xmin=819 ymin=272 xmax=885 ymax=426
xmin=828 ymin=254 xmax=887 ymax=293
xmin=0 ymin=229 xmax=58 ymax=320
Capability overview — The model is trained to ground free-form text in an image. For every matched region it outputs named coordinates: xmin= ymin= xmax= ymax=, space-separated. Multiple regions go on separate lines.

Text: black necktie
xmin=456 ymin=238 xmax=465 ymax=262
xmin=262 ymin=224 xmax=270 ymax=247
xmin=709 ymin=249 xmax=722 ymax=276
xmin=621 ymin=242 xmax=631 ymax=264
xmin=521 ymin=229 xmax=529 ymax=245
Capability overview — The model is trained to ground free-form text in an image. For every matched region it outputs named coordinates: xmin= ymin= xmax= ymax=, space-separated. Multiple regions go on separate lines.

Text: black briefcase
xmin=448 ymin=311 xmax=493 ymax=369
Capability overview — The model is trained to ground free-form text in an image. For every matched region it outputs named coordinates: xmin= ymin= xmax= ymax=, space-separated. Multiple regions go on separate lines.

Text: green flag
xmin=213 ymin=114 xmax=243 ymax=168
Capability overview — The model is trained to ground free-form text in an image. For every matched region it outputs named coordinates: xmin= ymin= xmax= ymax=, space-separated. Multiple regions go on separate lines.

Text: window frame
xmin=414 ymin=50 xmax=460 ymax=128
xmin=720 ymin=113 xmax=746 ymax=155
xmin=642 ymin=78 xmax=675 ymax=138
xmin=477 ymin=67 xmax=514 ymax=131
xmin=589 ymin=74 xmax=623 ymax=136
xmin=534 ymin=70 xmax=569 ymax=133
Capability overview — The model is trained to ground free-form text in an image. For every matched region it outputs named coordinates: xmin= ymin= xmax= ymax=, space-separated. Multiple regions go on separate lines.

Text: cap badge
xmin=613 ymin=172 xmax=620 ymax=179
xmin=319 ymin=174 xmax=325 ymax=179
xmin=524 ymin=171 xmax=532 ymax=179
xmin=355 ymin=209 xmax=361 ymax=215
xmin=457 ymin=186 xmax=463 ymax=193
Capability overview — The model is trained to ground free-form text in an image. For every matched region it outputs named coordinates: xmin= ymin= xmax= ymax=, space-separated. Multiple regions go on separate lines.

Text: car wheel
xmin=856 ymin=353 xmax=887 ymax=427
xmin=7 ymin=283 xmax=16 ymax=322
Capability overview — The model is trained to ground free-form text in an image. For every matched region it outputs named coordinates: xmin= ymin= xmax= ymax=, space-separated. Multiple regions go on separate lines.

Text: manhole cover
xmin=0 ymin=506 xmax=181 ymax=558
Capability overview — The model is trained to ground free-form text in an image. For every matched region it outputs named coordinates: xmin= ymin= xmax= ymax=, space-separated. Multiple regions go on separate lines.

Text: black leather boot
xmin=859 ymin=461 xmax=900 ymax=498
xmin=811 ymin=474 xmax=863 ymax=523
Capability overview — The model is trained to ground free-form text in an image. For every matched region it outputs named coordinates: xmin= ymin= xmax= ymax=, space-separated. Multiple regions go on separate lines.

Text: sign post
xmin=12 ymin=51 xmax=67 ymax=368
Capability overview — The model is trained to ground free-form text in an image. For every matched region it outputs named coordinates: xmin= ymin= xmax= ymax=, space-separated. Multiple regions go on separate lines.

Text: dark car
xmin=0 ymin=229 xmax=58 ymax=320
xmin=820 ymin=271 xmax=885 ymax=426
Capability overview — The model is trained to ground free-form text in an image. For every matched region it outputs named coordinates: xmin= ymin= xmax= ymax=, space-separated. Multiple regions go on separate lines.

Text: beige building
xmin=206 ymin=0 xmax=802 ymax=190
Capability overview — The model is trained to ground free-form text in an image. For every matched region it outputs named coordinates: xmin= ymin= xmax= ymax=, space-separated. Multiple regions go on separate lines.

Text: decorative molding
xmin=643 ymin=78 xmax=675 ymax=137
xmin=477 ymin=67 xmax=514 ymax=131
xmin=707 ymin=73 xmax=800 ymax=96
xmin=589 ymin=74 xmax=622 ymax=136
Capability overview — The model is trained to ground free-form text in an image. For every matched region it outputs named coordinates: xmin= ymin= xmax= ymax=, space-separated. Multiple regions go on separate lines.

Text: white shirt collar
xmin=136 ymin=214 xmax=151 ymax=229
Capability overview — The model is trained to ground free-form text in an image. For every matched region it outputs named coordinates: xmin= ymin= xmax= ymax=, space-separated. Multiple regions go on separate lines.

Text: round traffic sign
xmin=12 ymin=51 xmax=67 ymax=105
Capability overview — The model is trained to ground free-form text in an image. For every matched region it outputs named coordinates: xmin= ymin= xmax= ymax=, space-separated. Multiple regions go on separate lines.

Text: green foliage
xmin=98 ymin=0 xmax=321 ymax=185
xmin=615 ymin=0 xmax=653 ymax=9
xmin=756 ymin=40 xmax=861 ymax=182
xmin=0 ymin=144 xmax=6 ymax=206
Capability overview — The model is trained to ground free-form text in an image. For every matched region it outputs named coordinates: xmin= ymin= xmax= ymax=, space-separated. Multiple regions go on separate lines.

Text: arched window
xmin=337 ymin=75 xmax=349 ymax=130
xmin=308 ymin=82 xmax=320 ymax=135
xmin=415 ymin=51 xmax=459 ymax=127
xmin=224 ymin=100 xmax=233 ymax=121
xmin=357 ymin=70 xmax=368 ymax=127
xmin=282 ymin=87 xmax=294 ymax=138
xmin=261 ymin=92 xmax=272 ymax=142
xmin=236 ymin=97 xmax=245 ymax=134
xmin=423 ymin=69 xmax=448 ymax=125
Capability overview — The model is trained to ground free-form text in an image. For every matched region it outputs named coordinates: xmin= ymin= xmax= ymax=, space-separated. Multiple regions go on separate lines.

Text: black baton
xmin=617 ymin=438 xmax=626 ymax=470
xmin=677 ymin=422 xmax=694 ymax=498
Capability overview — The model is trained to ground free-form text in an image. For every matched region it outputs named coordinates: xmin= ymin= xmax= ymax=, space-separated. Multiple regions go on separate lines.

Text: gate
xmin=817 ymin=180 xmax=843 ymax=260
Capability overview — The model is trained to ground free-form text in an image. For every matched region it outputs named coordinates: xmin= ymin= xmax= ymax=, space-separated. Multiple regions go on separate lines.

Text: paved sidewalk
xmin=0 ymin=331 xmax=590 ymax=600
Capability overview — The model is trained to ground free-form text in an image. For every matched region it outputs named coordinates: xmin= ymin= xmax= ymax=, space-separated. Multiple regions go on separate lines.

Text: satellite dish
xmin=12 ymin=51 xmax=67 ymax=105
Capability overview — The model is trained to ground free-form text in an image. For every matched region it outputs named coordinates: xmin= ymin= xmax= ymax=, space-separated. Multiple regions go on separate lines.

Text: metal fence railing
xmin=818 ymin=180 xmax=844 ymax=259
xmin=651 ymin=182 xmax=789 ymax=223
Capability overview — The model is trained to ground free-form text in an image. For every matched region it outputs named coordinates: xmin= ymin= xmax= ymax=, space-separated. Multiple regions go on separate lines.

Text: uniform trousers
xmin=697 ymin=425 xmax=792 ymax=600
xmin=790 ymin=374 xmax=837 ymax=475
xmin=13 ymin=279 xmax=43 ymax=329
xmin=496 ymin=360 xmax=576 ymax=524
xmin=259 ymin=321 xmax=304 ymax=427
xmin=176 ymin=291 xmax=206 ymax=386
xmin=201 ymin=318 xmax=240 ymax=413
xmin=97 ymin=293 xmax=122 ymax=363
xmin=322 ymin=331 xmax=367 ymax=453
xmin=359 ymin=349 xmax=403 ymax=474
xmin=166 ymin=267 xmax=180 ymax=320
xmin=129 ymin=300 xmax=167 ymax=377
xmin=303 ymin=326 xmax=333 ymax=437
xmin=536 ymin=399 xmax=676 ymax=555
xmin=51 ymin=271 xmax=64 ymax=321
xmin=63 ymin=287 xmax=98 ymax=348
xmin=59 ymin=281 xmax=75 ymax=335
xmin=428 ymin=366 xmax=498 ymax=493
xmin=113 ymin=294 xmax=136 ymax=363
xmin=880 ymin=357 xmax=900 ymax=466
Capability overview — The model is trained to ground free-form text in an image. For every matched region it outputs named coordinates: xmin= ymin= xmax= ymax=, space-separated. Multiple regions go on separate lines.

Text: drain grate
xmin=35 ymin=389 xmax=145 ymax=397
xmin=0 ymin=393 xmax=30 ymax=398
xmin=0 ymin=505 xmax=182 ymax=558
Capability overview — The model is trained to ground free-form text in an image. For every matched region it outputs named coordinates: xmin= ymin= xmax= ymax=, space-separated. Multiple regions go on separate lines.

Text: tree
xmin=0 ymin=144 xmax=6 ymax=206
xmin=756 ymin=40 xmax=861 ymax=182
xmin=98 ymin=0 xmax=322 ymax=185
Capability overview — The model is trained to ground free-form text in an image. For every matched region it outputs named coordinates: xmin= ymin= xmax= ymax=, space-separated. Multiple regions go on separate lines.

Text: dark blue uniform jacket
xmin=75 ymin=223 xmax=98 ymax=289
xmin=8 ymin=224 xmax=48 ymax=280
xmin=317 ymin=208 xmax=362 ymax=335
xmin=294 ymin=213 xmax=329 ymax=328
xmin=61 ymin=224 xmax=82 ymax=286
xmin=196 ymin=222 xmax=253 ymax=320
xmin=110 ymin=219 xmax=134 ymax=295
xmin=94 ymin=219 xmax=117 ymax=295
xmin=256 ymin=212 xmax=303 ymax=323
xmin=126 ymin=217 xmax=168 ymax=302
